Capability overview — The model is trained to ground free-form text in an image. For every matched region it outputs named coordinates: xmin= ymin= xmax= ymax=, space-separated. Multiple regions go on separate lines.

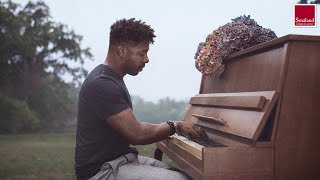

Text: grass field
xmin=0 ymin=133 xmax=175 ymax=180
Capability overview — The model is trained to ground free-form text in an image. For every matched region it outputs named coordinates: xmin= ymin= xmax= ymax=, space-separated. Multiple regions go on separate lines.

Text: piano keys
xmin=155 ymin=35 xmax=320 ymax=180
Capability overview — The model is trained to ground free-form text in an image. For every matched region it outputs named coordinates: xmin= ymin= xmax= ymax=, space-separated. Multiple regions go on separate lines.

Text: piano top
xmin=224 ymin=34 xmax=320 ymax=62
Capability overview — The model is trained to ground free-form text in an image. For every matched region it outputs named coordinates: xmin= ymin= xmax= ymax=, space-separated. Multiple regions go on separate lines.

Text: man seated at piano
xmin=75 ymin=18 xmax=208 ymax=180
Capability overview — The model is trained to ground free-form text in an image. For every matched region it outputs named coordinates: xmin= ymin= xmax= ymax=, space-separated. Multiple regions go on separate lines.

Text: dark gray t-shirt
xmin=75 ymin=64 xmax=137 ymax=179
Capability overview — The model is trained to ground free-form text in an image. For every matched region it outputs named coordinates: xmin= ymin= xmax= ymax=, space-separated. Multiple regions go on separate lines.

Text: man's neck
xmin=104 ymin=55 xmax=126 ymax=78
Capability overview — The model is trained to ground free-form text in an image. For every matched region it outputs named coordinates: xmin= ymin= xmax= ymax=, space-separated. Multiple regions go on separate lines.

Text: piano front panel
xmin=185 ymin=91 xmax=279 ymax=141
xmin=200 ymin=45 xmax=286 ymax=94
xmin=203 ymin=146 xmax=274 ymax=176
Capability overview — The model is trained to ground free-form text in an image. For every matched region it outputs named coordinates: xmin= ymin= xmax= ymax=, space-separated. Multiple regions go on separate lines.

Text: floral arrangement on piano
xmin=194 ymin=15 xmax=277 ymax=77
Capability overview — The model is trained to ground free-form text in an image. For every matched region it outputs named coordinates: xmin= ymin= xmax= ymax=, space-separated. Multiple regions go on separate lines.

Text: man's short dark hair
xmin=109 ymin=18 xmax=156 ymax=45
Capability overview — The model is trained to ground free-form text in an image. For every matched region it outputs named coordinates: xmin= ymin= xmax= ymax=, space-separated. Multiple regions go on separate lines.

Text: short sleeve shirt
xmin=75 ymin=64 xmax=137 ymax=179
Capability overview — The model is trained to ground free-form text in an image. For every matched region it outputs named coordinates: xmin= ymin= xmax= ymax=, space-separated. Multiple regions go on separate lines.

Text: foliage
xmin=132 ymin=96 xmax=188 ymax=123
xmin=27 ymin=76 xmax=79 ymax=132
xmin=194 ymin=15 xmax=277 ymax=77
xmin=0 ymin=0 xmax=92 ymax=92
xmin=0 ymin=95 xmax=40 ymax=133
xmin=0 ymin=0 xmax=91 ymax=133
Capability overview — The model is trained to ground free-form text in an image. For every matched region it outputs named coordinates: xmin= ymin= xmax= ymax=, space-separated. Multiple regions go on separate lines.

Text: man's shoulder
xmin=80 ymin=64 xmax=128 ymax=100
xmin=91 ymin=75 xmax=122 ymax=91
xmin=83 ymin=65 xmax=120 ymax=88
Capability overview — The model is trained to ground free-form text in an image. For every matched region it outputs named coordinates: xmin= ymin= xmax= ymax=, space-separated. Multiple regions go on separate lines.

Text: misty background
xmin=14 ymin=0 xmax=320 ymax=102
xmin=1 ymin=0 xmax=319 ymax=134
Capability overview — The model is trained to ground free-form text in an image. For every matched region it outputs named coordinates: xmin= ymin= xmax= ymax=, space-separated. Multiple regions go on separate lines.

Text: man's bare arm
xmin=106 ymin=107 xmax=208 ymax=145
xmin=105 ymin=108 xmax=173 ymax=145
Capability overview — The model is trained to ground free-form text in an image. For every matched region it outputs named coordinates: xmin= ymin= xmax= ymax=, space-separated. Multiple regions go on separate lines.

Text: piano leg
xmin=154 ymin=148 xmax=163 ymax=161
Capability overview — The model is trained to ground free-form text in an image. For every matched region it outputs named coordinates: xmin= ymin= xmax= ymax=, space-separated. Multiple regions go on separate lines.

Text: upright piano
xmin=155 ymin=35 xmax=320 ymax=180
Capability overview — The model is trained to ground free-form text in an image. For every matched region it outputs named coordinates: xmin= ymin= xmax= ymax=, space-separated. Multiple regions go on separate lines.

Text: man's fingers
xmin=194 ymin=126 xmax=209 ymax=139
xmin=200 ymin=131 xmax=209 ymax=139
xmin=182 ymin=123 xmax=210 ymax=140
xmin=193 ymin=125 xmax=206 ymax=134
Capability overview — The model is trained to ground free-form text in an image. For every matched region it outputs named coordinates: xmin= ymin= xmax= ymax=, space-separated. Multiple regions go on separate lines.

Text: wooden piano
xmin=155 ymin=35 xmax=320 ymax=180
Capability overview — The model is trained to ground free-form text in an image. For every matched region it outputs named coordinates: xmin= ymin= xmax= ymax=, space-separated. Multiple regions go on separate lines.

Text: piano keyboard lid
xmin=185 ymin=91 xmax=279 ymax=141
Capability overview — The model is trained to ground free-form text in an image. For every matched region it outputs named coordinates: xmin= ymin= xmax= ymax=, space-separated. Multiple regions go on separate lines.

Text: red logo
xmin=294 ymin=4 xmax=317 ymax=27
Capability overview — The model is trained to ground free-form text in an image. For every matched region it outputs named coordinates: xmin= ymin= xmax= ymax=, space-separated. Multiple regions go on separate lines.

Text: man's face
xmin=123 ymin=42 xmax=149 ymax=76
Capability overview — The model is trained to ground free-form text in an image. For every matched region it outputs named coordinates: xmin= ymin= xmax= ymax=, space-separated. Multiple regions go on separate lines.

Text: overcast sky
xmin=16 ymin=0 xmax=319 ymax=102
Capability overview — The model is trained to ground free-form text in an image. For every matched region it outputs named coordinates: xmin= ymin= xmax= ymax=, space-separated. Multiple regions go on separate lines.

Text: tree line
xmin=0 ymin=0 xmax=91 ymax=133
xmin=0 ymin=1 xmax=189 ymax=134
xmin=132 ymin=96 xmax=188 ymax=124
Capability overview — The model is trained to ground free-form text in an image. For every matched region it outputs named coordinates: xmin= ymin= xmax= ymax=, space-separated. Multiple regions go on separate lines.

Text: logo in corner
xmin=294 ymin=4 xmax=317 ymax=27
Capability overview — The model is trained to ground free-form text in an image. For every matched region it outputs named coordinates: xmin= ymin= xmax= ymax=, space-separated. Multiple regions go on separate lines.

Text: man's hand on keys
xmin=175 ymin=121 xmax=209 ymax=140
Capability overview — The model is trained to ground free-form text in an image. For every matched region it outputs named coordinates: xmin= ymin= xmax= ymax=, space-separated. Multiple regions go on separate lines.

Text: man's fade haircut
xmin=109 ymin=18 xmax=156 ymax=46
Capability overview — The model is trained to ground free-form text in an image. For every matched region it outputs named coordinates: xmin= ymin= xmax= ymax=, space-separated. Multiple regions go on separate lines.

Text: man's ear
xmin=116 ymin=46 xmax=127 ymax=57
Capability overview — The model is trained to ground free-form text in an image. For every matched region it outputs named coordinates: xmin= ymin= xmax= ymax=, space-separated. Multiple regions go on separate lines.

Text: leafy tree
xmin=0 ymin=0 xmax=92 ymax=133
xmin=0 ymin=0 xmax=92 ymax=99
xmin=27 ymin=75 xmax=79 ymax=132
xmin=0 ymin=95 xmax=40 ymax=133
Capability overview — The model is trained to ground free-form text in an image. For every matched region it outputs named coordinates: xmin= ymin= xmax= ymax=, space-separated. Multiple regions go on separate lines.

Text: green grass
xmin=135 ymin=144 xmax=176 ymax=167
xmin=0 ymin=133 xmax=175 ymax=180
